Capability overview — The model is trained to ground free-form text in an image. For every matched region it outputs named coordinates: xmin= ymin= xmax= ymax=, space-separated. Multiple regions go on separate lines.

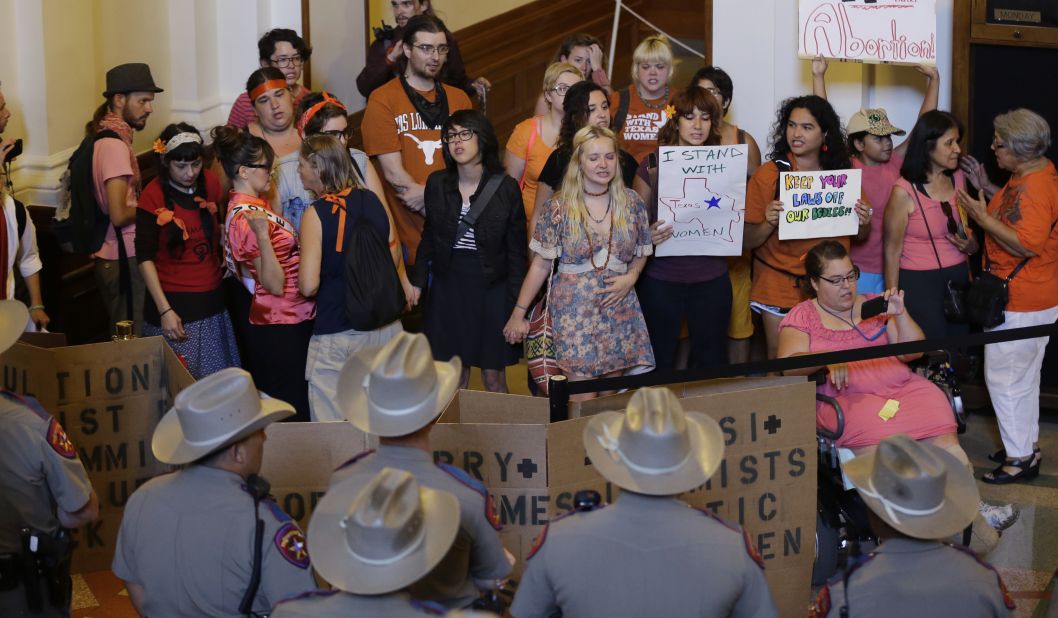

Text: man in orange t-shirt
xmin=361 ymin=14 xmax=472 ymax=265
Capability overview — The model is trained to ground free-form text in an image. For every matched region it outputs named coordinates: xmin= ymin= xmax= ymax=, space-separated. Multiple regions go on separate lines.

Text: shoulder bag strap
xmin=910 ymin=186 xmax=948 ymax=272
xmin=455 ymin=174 xmax=504 ymax=242
xmin=613 ymin=87 xmax=631 ymax=135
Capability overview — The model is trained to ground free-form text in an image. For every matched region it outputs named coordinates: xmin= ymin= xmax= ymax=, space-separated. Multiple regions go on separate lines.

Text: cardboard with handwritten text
xmin=778 ymin=168 xmax=861 ymax=240
xmin=799 ymin=0 xmax=938 ymax=66
xmin=0 ymin=337 xmax=195 ymax=573
xmin=655 ymin=145 xmax=748 ymax=257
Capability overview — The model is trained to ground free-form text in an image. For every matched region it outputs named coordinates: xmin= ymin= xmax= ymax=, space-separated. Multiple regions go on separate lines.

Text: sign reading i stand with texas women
xmin=778 ymin=169 xmax=861 ymax=241
xmin=655 ymin=145 xmax=747 ymax=257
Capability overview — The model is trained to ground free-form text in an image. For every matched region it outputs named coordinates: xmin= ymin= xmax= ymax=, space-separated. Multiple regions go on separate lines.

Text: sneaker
xmin=978 ymin=501 xmax=1019 ymax=531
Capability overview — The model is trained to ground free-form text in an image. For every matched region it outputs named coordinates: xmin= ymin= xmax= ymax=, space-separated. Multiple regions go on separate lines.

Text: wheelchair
xmin=811 ymin=351 xmax=968 ymax=586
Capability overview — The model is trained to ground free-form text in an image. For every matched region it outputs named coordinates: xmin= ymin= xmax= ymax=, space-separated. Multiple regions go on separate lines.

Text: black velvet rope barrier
xmin=546 ymin=320 xmax=1058 ymax=420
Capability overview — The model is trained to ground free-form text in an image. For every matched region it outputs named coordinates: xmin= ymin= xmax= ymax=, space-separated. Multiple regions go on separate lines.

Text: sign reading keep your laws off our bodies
xmin=799 ymin=0 xmax=938 ymax=66
xmin=778 ymin=168 xmax=862 ymax=240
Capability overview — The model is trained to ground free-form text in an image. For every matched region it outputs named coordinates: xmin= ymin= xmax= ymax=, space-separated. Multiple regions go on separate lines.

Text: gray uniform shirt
xmin=0 ymin=393 xmax=92 ymax=553
xmin=112 ymin=465 xmax=316 ymax=617
xmin=271 ymin=589 xmax=445 ymax=617
xmin=818 ymin=537 xmax=1014 ymax=618
xmin=511 ymin=491 xmax=778 ymax=618
xmin=330 ymin=444 xmax=511 ymax=609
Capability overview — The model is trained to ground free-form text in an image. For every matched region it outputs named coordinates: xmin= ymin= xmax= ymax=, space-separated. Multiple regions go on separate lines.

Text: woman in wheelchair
xmin=778 ymin=241 xmax=1016 ymax=535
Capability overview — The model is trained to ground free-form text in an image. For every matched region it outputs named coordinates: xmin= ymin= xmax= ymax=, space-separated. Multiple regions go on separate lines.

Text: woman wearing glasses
xmin=505 ymin=62 xmax=584 ymax=225
xmin=413 ymin=110 xmax=526 ymax=392
xmin=883 ymin=110 xmax=976 ymax=340
xmin=227 ymin=29 xmax=311 ymax=129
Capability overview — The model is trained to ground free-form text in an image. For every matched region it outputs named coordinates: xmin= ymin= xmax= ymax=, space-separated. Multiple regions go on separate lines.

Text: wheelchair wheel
xmin=812 ymin=511 xmax=840 ymax=587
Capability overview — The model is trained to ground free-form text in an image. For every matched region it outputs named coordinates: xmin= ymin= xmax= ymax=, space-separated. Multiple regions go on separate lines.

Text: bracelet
xmin=159 ymin=307 xmax=174 ymax=317
xmin=514 ymin=303 xmax=529 ymax=313
xmin=28 ymin=304 xmax=45 ymax=311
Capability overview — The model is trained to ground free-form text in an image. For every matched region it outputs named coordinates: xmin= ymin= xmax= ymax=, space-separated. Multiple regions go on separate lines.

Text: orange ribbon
xmin=296 ymin=91 xmax=347 ymax=138
xmin=249 ymin=79 xmax=288 ymax=101
xmin=193 ymin=197 xmax=218 ymax=217
xmin=322 ymin=188 xmax=353 ymax=252
xmin=155 ymin=209 xmax=189 ymax=240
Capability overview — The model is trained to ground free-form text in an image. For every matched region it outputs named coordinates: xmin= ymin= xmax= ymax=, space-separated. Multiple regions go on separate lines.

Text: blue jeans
xmin=637 ymin=274 xmax=732 ymax=369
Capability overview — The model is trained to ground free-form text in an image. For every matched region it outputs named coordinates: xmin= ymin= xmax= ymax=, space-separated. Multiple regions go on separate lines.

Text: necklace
xmin=815 ymin=299 xmax=886 ymax=342
xmin=584 ymin=186 xmax=610 ymax=197
xmin=585 ymin=196 xmax=611 ymax=224
xmin=637 ymin=84 xmax=670 ymax=110
xmin=585 ymin=202 xmax=615 ymax=273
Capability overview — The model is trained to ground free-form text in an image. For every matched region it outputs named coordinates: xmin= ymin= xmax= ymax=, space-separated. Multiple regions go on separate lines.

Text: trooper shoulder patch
xmin=438 ymin=463 xmax=502 ymax=531
xmin=809 ymin=584 xmax=831 ymax=617
xmin=334 ymin=449 xmax=375 ymax=472
xmin=274 ymin=522 xmax=310 ymax=569
xmin=949 ymin=544 xmax=1016 ymax=610
xmin=46 ymin=418 xmax=77 ymax=460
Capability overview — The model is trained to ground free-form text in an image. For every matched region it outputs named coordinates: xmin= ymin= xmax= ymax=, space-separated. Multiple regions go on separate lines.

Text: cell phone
xmin=860 ymin=296 xmax=888 ymax=320
xmin=3 ymin=138 xmax=22 ymax=164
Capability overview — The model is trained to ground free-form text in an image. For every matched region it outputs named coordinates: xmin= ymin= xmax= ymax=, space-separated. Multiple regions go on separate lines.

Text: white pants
xmin=305 ymin=321 xmax=403 ymax=422
xmin=984 ymin=304 xmax=1058 ymax=458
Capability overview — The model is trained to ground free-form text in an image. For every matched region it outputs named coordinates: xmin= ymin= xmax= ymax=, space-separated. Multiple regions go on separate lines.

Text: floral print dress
xmin=531 ymin=188 xmax=656 ymax=376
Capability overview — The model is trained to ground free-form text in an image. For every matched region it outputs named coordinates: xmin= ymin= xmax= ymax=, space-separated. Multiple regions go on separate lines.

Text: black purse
xmin=964 ymin=255 xmax=1026 ymax=328
xmin=912 ymin=188 xmax=968 ymax=323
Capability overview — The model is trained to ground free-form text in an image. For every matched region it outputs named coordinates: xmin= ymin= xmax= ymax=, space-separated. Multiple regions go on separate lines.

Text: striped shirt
xmin=453 ymin=200 xmax=477 ymax=251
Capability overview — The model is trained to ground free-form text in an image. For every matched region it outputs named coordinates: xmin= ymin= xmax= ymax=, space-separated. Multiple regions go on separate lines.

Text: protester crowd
xmin=1 ymin=1 xmax=1056 ymax=615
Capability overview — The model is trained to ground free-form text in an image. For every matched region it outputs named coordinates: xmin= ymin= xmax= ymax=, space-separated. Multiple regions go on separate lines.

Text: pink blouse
xmin=895 ymin=174 xmax=968 ymax=271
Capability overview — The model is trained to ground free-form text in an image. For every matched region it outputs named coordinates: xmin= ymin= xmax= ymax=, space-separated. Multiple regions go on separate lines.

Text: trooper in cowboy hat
xmin=331 ymin=331 xmax=511 ymax=610
xmin=0 ymin=300 xmax=99 ymax=617
xmin=112 ymin=368 xmax=316 ymax=618
xmin=811 ymin=434 xmax=1016 ymax=617
xmin=511 ymin=387 xmax=777 ymax=618
xmin=272 ymin=467 xmax=461 ymax=616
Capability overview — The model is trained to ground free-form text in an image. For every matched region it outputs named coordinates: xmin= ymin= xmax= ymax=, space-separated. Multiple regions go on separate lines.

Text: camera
xmin=3 ymin=138 xmax=22 ymax=164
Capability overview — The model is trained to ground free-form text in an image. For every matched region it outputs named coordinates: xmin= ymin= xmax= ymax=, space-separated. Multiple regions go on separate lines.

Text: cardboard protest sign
xmin=655 ymin=145 xmax=747 ymax=257
xmin=778 ymin=169 xmax=861 ymax=240
xmin=799 ymin=0 xmax=938 ymax=66
xmin=0 ymin=337 xmax=194 ymax=572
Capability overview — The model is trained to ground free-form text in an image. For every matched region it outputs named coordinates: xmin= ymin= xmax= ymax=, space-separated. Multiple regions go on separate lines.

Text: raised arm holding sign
xmin=799 ymin=0 xmax=938 ymax=66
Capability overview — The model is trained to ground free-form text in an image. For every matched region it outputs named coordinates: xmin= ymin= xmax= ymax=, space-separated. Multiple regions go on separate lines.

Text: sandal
xmin=982 ymin=457 xmax=1039 ymax=485
xmin=988 ymin=446 xmax=1040 ymax=464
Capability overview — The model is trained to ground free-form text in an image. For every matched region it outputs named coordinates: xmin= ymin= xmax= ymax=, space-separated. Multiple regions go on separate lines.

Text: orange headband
xmin=297 ymin=91 xmax=347 ymax=138
xmin=249 ymin=79 xmax=288 ymax=101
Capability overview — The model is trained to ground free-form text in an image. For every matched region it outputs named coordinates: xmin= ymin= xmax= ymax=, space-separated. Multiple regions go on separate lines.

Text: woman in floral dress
xmin=504 ymin=125 xmax=655 ymax=399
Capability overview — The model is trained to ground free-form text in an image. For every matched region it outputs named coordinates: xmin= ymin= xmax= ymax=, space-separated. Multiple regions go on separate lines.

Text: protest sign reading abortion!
xmin=799 ymin=0 xmax=937 ymax=66
xmin=778 ymin=169 xmax=861 ymax=241
xmin=655 ymin=145 xmax=747 ymax=257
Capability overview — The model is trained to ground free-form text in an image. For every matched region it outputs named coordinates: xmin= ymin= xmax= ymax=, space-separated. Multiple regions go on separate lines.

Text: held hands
xmin=598 ymin=272 xmax=636 ymax=308
xmin=764 ymin=200 xmax=783 ymax=226
xmin=881 ymin=288 xmax=906 ymax=317
xmin=161 ymin=310 xmax=187 ymax=341
xmin=503 ymin=312 xmax=530 ymax=344
xmin=406 ymin=284 xmax=421 ymax=309
xmin=650 ymin=219 xmax=673 ymax=245
xmin=855 ymin=199 xmax=872 ymax=226
xmin=826 ymin=363 xmax=849 ymax=390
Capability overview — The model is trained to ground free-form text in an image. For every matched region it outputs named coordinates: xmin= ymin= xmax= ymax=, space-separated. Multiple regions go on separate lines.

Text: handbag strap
xmin=455 ymin=174 xmax=504 ymax=242
xmin=910 ymin=186 xmax=949 ymax=272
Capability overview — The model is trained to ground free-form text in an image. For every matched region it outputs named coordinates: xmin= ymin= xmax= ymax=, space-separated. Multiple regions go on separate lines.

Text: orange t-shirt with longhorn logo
xmin=609 ymin=86 xmax=670 ymax=164
xmin=361 ymin=78 xmax=472 ymax=265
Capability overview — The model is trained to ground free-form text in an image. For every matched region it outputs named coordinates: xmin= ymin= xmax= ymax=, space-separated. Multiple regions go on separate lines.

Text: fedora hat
xmin=337 ymin=332 xmax=460 ymax=437
xmin=152 ymin=367 xmax=294 ymax=465
xmin=0 ymin=300 xmax=28 ymax=355
xmin=847 ymin=108 xmax=905 ymax=137
xmin=103 ymin=63 xmax=164 ymax=98
xmin=583 ymin=387 xmax=725 ymax=496
xmin=308 ymin=467 xmax=460 ymax=595
xmin=844 ymin=434 xmax=979 ymax=540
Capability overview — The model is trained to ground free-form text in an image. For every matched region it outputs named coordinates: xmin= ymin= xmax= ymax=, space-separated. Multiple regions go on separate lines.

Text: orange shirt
xmin=506 ymin=116 xmax=555 ymax=223
xmin=609 ymin=86 xmax=670 ymax=164
xmin=745 ymin=158 xmax=854 ymax=309
xmin=361 ymin=78 xmax=472 ymax=264
xmin=985 ymin=160 xmax=1058 ymax=312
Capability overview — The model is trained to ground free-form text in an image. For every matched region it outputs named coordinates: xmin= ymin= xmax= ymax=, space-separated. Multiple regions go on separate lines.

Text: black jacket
xmin=412 ymin=171 xmax=527 ymax=301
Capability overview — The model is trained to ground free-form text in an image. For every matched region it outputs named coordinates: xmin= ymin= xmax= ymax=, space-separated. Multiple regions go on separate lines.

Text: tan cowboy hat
xmin=152 ymin=367 xmax=294 ymax=465
xmin=844 ymin=434 xmax=980 ymax=540
xmin=583 ymin=387 xmax=725 ymax=496
xmin=337 ymin=331 xmax=461 ymax=437
xmin=847 ymin=108 xmax=906 ymax=137
xmin=0 ymin=300 xmax=27 ymax=355
xmin=308 ymin=467 xmax=460 ymax=595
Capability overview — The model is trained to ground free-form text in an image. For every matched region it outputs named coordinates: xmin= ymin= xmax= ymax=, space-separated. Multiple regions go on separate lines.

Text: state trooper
xmin=511 ymin=387 xmax=778 ymax=618
xmin=112 ymin=367 xmax=316 ymax=617
xmin=0 ymin=300 xmax=99 ymax=617
xmin=271 ymin=467 xmax=459 ymax=616
xmin=811 ymin=434 xmax=1016 ymax=617
xmin=331 ymin=331 xmax=512 ymax=610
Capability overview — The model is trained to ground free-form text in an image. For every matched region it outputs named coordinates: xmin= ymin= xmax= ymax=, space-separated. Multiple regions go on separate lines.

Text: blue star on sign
xmin=706 ymin=196 xmax=722 ymax=209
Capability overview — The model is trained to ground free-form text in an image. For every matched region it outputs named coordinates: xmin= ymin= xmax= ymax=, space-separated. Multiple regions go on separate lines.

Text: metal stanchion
xmin=548 ymin=375 xmax=569 ymax=423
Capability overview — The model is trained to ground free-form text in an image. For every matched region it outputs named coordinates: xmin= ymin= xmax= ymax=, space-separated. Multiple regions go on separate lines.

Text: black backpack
xmin=53 ymin=130 xmax=119 ymax=254
xmin=343 ymin=195 xmax=405 ymax=331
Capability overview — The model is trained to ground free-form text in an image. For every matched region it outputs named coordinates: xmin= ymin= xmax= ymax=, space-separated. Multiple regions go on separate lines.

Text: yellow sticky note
xmin=878 ymin=399 xmax=900 ymax=421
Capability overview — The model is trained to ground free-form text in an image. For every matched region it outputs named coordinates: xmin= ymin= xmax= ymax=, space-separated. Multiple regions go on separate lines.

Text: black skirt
xmin=424 ymin=251 xmax=520 ymax=369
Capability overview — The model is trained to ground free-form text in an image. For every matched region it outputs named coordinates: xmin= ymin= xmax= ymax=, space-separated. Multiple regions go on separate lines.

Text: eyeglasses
xmin=818 ymin=267 xmax=860 ymax=286
xmin=549 ymin=84 xmax=572 ymax=97
xmin=940 ymin=201 xmax=960 ymax=235
xmin=241 ymin=162 xmax=271 ymax=172
xmin=442 ymin=129 xmax=475 ymax=143
xmin=992 ymin=139 xmax=1007 ymax=150
xmin=270 ymin=55 xmax=303 ymax=68
xmin=411 ymin=44 xmax=449 ymax=56
xmin=319 ymin=129 xmax=347 ymax=141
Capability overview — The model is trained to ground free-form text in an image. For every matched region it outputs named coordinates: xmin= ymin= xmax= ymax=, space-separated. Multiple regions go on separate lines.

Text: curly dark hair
xmin=257 ymin=28 xmax=312 ymax=62
xmin=556 ymin=81 xmax=608 ymax=153
xmin=768 ymin=95 xmax=850 ymax=170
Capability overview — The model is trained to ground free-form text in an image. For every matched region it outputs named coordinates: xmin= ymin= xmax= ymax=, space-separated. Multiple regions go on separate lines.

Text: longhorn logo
xmin=404 ymin=133 xmax=443 ymax=166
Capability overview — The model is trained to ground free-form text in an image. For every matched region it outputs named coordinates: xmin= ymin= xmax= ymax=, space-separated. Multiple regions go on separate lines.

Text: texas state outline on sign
xmin=657 ymin=176 xmax=744 ymax=257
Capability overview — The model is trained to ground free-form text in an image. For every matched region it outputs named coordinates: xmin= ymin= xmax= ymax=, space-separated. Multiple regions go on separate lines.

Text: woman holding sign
xmin=503 ymin=126 xmax=654 ymax=399
xmin=744 ymin=95 xmax=871 ymax=358
xmin=632 ymin=87 xmax=731 ymax=369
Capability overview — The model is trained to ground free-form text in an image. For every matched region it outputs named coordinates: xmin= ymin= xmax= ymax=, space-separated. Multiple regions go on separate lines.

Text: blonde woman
xmin=297 ymin=135 xmax=404 ymax=422
xmin=504 ymin=126 xmax=654 ymax=399
xmin=504 ymin=62 xmax=584 ymax=224
xmin=610 ymin=35 xmax=674 ymax=164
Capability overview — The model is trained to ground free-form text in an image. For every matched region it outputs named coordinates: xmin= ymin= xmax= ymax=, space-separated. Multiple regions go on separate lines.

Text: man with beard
xmin=362 ymin=14 xmax=472 ymax=266
xmin=88 ymin=63 xmax=162 ymax=334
